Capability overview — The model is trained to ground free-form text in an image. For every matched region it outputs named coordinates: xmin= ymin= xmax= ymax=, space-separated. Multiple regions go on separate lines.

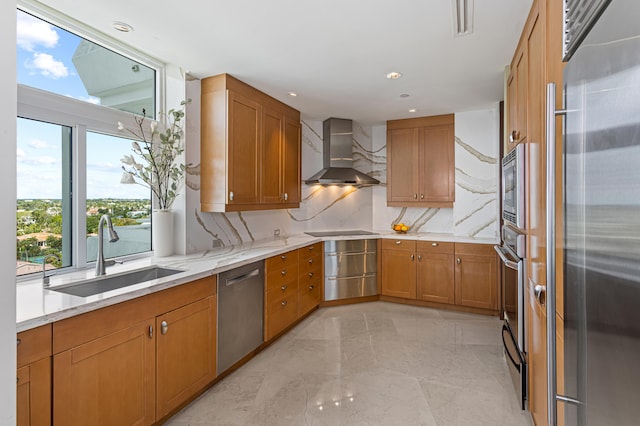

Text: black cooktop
xmin=305 ymin=230 xmax=378 ymax=237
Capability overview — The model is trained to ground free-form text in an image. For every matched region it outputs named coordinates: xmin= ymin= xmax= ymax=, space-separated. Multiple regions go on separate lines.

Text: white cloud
xmin=17 ymin=149 xmax=25 ymax=157
xmin=26 ymin=53 xmax=69 ymax=79
xmin=88 ymin=161 xmax=120 ymax=172
xmin=16 ymin=11 xmax=59 ymax=52
xmin=22 ymin=156 xmax=57 ymax=166
xmin=28 ymin=139 xmax=49 ymax=149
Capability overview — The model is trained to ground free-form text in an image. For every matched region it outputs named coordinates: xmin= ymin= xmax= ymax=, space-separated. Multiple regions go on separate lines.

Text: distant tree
xmin=16 ymin=237 xmax=42 ymax=260
xmin=46 ymin=236 xmax=62 ymax=250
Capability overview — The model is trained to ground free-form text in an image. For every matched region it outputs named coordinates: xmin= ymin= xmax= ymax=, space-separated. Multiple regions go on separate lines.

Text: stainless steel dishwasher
xmin=217 ymin=260 xmax=264 ymax=375
xmin=324 ymin=239 xmax=377 ymax=301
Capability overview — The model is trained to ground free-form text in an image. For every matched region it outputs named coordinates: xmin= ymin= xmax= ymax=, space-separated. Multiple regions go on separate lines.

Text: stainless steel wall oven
xmin=495 ymin=225 xmax=527 ymax=409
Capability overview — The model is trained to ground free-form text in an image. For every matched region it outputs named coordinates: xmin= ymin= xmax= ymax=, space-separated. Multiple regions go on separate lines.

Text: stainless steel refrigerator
xmin=547 ymin=0 xmax=640 ymax=424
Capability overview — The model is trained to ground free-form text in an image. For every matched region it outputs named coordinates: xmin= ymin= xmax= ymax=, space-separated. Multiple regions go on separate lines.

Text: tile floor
xmin=166 ymin=302 xmax=534 ymax=426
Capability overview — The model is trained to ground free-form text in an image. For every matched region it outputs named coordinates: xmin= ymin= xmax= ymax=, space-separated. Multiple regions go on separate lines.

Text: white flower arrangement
xmin=119 ymin=100 xmax=191 ymax=209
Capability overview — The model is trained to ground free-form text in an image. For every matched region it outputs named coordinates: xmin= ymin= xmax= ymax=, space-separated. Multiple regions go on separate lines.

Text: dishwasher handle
xmin=225 ymin=268 xmax=261 ymax=287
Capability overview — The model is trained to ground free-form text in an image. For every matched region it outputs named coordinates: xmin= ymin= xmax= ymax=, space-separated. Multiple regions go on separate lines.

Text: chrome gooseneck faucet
xmin=96 ymin=214 xmax=120 ymax=276
xmin=41 ymin=253 xmax=60 ymax=288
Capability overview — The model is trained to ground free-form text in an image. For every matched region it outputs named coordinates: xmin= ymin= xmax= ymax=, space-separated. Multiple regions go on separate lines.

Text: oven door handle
xmin=502 ymin=325 xmax=522 ymax=371
xmin=494 ymin=245 xmax=519 ymax=270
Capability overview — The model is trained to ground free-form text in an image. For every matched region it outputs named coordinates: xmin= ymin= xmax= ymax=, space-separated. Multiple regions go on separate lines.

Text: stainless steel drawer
xmin=324 ymin=274 xmax=378 ymax=301
xmin=324 ymin=252 xmax=377 ymax=278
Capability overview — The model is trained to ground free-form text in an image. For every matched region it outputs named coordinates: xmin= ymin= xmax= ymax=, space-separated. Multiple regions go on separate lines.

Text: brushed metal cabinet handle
xmin=308 ymin=259 xmax=313 ymax=264
xmin=456 ymin=258 xmax=461 ymax=265
xmin=283 ymin=192 xmax=288 ymax=201
xmin=161 ymin=320 xmax=169 ymax=335
xmin=281 ymin=285 xmax=287 ymax=291
xmin=431 ymin=242 xmax=438 ymax=247
xmin=418 ymin=255 xmax=422 ymax=261
xmin=395 ymin=240 xmax=402 ymax=245
xmin=413 ymin=193 xmax=418 ymax=200
xmin=534 ymin=285 xmax=546 ymax=304
xmin=308 ymin=246 xmax=314 ymax=250
xmin=309 ymin=285 xmax=315 ymax=290
xmin=281 ymin=270 xmax=287 ymax=276
xmin=149 ymin=325 xmax=153 ymax=338
xmin=420 ymin=194 xmax=424 ymax=200
xmin=16 ymin=338 xmax=21 ymax=346
xmin=411 ymin=254 xmax=415 ymax=261
xmin=308 ymin=272 xmax=314 ymax=277
xmin=281 ymin=254 xmax=287 ymax=260
xmin=229 ymin=191 xmax=234 ymax=201
xmin=281 ymin=300 xmax=287 ymax=307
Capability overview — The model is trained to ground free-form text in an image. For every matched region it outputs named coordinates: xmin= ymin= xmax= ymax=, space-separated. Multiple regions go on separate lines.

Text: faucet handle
xmin=104 ymin=259 xmax=124 ymax=267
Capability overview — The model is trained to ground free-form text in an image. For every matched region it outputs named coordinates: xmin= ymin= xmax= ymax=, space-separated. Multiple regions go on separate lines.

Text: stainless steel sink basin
xmin=50 ymin=266 xmax=184 ymax=297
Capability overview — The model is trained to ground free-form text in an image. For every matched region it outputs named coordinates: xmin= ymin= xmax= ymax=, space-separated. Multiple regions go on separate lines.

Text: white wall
xmin=1 ymin=1 xmax=18 ymax=423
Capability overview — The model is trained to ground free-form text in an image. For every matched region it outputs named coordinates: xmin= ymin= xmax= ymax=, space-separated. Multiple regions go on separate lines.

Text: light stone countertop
xmin=16 ymin=231 xmax=498 ymax=332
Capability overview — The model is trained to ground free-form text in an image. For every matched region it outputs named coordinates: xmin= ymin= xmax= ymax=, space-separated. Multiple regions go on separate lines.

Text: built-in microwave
xmin=502 ymin=143 xmax=526 ymax=230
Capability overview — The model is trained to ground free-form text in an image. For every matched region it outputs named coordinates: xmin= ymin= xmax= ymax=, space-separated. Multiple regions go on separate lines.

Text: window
xmin=16 ymin=5 xmax=161 ymax=277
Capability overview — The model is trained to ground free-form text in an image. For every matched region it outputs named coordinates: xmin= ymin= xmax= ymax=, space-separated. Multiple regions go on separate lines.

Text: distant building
xmin=17 ymin=232 xmax=60 ymax=248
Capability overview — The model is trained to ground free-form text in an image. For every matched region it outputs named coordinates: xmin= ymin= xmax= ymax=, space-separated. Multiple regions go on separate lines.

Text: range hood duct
xmin=305 ymin=118 xmax=380 ymax=186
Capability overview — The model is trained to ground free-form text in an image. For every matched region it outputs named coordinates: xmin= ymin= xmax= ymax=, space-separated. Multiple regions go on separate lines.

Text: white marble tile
xmin=166 ymin=302 xmax=533 ymax=426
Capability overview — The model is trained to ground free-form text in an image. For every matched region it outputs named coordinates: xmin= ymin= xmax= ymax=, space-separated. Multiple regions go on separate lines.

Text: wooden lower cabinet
xmin=454 ymin=243 xmax=498 ymax=310
xmin=417 ymin=242 xmax=455 ymax=304
xmin=265 ymin=243 xmax=323 ymax=341
xmin=382 ymin=240 xmax=497 ymax=314
xmin=17 ymin=324 xmax=52 ymax=426
xmin=53 ymin=319 xmax=156 ymax=426
xmin=17 ymin=357 xmax=50 ymax=426
xmin=52 ymin=277 xmax=216 ymax=425
xmin=156 ymin=296 xmax=217 ymax=419
xmin=381 ymin=239 xmax=417 ymax=299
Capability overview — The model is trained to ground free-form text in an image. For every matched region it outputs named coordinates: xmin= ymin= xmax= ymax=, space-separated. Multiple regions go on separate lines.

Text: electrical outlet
xmin=274 ymin=229 xmax=281 ymax=238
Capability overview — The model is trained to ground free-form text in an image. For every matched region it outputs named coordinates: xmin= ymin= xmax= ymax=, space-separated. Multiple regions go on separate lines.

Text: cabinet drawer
xmin=417 ymin=240 xmax=454 ymax=254
xmin=266 ymin=280 xmax=299 ymax=305
xmin=381 ymin=239 xmax=416 ymax=251
xmin=265 ymin=251 xmax=298 ymax=271
xmin=455 ymin=242 xmax=495 ymax=257
xmin=266 ymin=295 xmax=298 ymax=340
xmin=17 ymin=324 xmax=52 ymax=368
xmin=298 ymin=252 xmax=322 ymax=275
xmin=298 ymin=281 xmax=321 ymax=316
xmin=298 ymin=243 xmax=322 ymax=256
xmin=266 ymin=265 xmax=299 ymax=290
xmin=299 ymin=263 xmax=322 ymax=286
xmin=298 ymin=250 xmax=322 ymax=268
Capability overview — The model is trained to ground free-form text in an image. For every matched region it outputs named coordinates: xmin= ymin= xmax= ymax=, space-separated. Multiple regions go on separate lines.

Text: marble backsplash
xmin=184 ymin=80 xmax=499 ymax=253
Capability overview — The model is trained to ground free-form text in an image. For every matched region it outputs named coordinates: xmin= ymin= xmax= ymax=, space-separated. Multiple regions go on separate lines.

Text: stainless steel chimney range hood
xmin=305 ymin=118 xmax=380 ymax=186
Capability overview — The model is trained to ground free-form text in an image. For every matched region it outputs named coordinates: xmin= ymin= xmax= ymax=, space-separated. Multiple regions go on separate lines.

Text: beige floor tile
xmin=166 ymin=302 xmax=532 ymax=426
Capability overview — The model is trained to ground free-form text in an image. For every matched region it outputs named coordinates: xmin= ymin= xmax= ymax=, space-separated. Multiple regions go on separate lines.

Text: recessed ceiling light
xmin=386 ymin=72 xmax=402 ymax=80
xmin=288 ymin=92 xmax=298 ymax=97
xmin=409 ymin=108 xmax=417 ymax=113
xmin=400 ymin=93 xmax=410 ymax=98
xmin=113 ymin=21 xmax=133 ymax=32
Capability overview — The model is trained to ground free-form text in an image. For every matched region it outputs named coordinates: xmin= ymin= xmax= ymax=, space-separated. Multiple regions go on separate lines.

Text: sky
xmin=16 ymin=10 xmax=150 ymax=200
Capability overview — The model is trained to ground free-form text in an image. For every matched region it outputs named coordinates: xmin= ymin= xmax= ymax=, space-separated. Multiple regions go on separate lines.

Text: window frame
xmin=16 ymin=2 xmax=165 ymax=278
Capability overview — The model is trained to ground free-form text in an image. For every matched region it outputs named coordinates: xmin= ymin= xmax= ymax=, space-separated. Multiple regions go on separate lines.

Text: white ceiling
xmin=33 ymin=0 xmax=531 ymax=125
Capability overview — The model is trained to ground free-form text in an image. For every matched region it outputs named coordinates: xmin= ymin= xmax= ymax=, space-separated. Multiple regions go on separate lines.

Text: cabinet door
xmin=283 ymin=116 xmax=301 ymax=205
xmin=228 ymin=90 xmax=261 ymax=205
xmin=17 ymin=357 xmax=51 ymax=426
xmin=156 ymin=296 xmax=216 ymax=419
xmin=514 ymin=48 xmax=527 ymax=143
xmin=506 ymin=72 xmax=518 ymax=151
xmin=53 ymin=320 xmax=156 ymax=426
xmin=420 ymin=124 xmax=454 ymax=203
xmin=381 ymin=248 xmax=416 ymax=299
xmin=454 ymin=248 xmax=498 ymax=310
xmin=261 ymin=108 xmax=283 ymax=204
xmin=417 ymin=252 xmax=455 ymax=304
xmin=387 ymin=128 xmax=419 ymax=203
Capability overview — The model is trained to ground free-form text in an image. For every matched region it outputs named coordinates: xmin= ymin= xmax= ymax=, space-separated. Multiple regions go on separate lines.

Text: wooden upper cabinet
xmin=387 ymin=114 xmax=455 ymax=208
xmin=507 ymin=46 xmax=528 ymax=148
xmin=387 ymin=128 xmax=419 ymax=203
xmin=228 ymin=91 xmax=261 ymax=205
xmin=201 ymin=73 xmax=301 ymax=212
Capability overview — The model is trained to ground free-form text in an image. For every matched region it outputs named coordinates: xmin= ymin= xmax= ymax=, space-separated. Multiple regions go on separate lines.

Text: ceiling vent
xmin=451 ymin=0 xmax=474 ymax=37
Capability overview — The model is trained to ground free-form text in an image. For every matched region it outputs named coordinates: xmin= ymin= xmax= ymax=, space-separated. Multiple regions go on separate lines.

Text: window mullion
xmin=74 ymin=125 xmax=87 ymax=269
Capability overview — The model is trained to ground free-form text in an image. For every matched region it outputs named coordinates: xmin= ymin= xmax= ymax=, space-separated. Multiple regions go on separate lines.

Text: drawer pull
xmin=309 ymin=285 xmax=315 ymax=290
xmin=281 ymin=300 xmax=287 ymax=307
xmin=308 ymin=272 xmax=314 ymax=278
xmin=281 ymin=270 xmax=287 ymax=276
xmin=395 ymin=240 xmax=402 ymax=245
xmin=413 ymin=193 xmax=418 ymax=200
xmin=457 ymin=258 xmax=461 ymax=265
xmin=161 ymin=320 xmax=169 ymax=335
xmin=418 ymin=255 xmax=422 ymax=261
xmin=308 ymin=246 xmax=314 ymax=250
xmin=431 ymin=242 xmax=438 ymax=247
xmin=281 ymin=255 xmax=287 ymax=260
xmin=411 ymin=254 xmax=415 ymax=261
xmin=281 ymin=285 xmax=287 ymax=291
xmin=420 ymin=193 xmax=424 ymax=200
xmin=16 ymin=338 xmax=21 ymax=346
xmin=308 ymin=259 xmax=313 ymax=264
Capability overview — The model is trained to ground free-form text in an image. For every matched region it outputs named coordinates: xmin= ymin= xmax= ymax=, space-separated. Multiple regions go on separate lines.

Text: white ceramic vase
xmin=152 ymin=209 xmax=174 ymax=257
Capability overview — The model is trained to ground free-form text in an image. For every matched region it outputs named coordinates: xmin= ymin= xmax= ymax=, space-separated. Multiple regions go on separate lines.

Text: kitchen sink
xmin=50 ymin=266 xmax=184 ymax=297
